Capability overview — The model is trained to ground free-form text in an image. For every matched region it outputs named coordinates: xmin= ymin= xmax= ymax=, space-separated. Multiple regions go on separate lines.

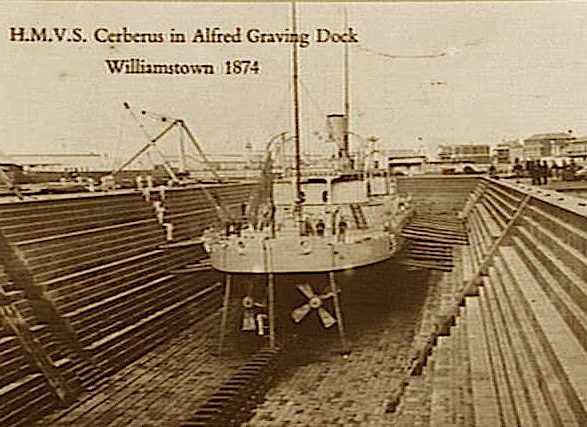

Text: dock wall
xmin=1 ymin=175 xmax=586 ymax=425
xmin=397 ymin=176 xmax=587 ymax=425
xmin=0 ymin=183 xmax=255 ymax=425
xmin=396 ymin=175 xmax=480 ymax=213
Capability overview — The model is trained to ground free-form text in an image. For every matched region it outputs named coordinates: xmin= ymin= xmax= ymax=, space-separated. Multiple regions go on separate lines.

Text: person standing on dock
xmin=540 ymin=160 xmax=549 ymax=185
xmin=569 ymin=159 xmax=578 ymax=178
xmin=530 ymin=160 xmax=539 ymax=185
xmin=551 ymin=161 xmax=560 ymax=180
xmin=513 ymin=158 xmax=524 ymax=178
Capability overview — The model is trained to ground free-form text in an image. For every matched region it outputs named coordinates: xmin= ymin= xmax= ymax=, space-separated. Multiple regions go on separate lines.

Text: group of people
xmin=510 ymin=158 xmax=582 ymax=184
xmin=302 ymin=215 xmax=348 ymax=241
xmin=527 ymin=160 xmax=551 ymax=185
xmin=302 ymin=217 xmax=325 ymax=236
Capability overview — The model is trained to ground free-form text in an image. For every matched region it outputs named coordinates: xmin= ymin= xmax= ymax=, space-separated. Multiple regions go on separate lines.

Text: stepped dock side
xmin=394 ymin=176 xmax=587 ymax=426
xmin=0 ymin=176 xmax=586 ymax=425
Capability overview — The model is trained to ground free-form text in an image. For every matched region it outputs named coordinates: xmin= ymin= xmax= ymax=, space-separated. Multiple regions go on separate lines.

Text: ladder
xmin=349 ymin=204 xmax=368 ymax=229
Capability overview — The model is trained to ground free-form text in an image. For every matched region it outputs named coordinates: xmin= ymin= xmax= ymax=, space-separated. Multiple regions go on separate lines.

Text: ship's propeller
xmin=291 ymin=283 xmax=337 ymax=328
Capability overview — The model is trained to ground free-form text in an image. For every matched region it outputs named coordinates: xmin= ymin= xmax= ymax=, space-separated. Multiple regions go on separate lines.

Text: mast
xmin=343 ymin=6 xmax=351 ymax=163
xmin=178 ymin=125 xmax=186 ymax=173
xmin=292 ymin=0 xmax=303 ymax=227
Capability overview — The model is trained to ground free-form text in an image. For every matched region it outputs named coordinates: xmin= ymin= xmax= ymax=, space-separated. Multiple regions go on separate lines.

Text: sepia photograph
xmin=0 ymin=1 xmax=586 ymax=425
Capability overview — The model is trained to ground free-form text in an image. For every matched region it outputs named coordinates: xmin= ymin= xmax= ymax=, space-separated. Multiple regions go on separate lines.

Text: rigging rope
xmin=355 ymin=44 xmax=450 ymax=60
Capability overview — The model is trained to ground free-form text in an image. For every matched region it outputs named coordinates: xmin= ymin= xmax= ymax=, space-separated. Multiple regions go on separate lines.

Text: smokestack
xmin=326 ymin=114 xmax=349 ymax=158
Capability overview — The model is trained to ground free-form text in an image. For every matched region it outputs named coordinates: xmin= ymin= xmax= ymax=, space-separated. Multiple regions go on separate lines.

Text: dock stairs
xmin=395 ymin=177 xmax=587 ymax=426
xmin=0 ymin=185 xmax=254 ymax=425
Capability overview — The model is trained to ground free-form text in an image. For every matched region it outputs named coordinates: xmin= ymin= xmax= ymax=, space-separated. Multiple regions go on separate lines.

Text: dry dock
xmin=0 ymin=177 xmax=585 ymax=426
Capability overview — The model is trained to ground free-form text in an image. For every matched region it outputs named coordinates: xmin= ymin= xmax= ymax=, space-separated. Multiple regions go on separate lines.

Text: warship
xmin=204 ymin=2 xmax=413 ymax=353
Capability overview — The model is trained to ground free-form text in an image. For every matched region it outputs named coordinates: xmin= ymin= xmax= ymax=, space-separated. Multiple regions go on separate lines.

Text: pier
xmin=0 ymin=177 xmax=585 ymax=425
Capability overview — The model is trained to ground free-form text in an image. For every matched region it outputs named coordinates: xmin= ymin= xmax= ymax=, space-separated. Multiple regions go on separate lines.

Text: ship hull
xmin=209 ymin=231 xmax=397 ymax=273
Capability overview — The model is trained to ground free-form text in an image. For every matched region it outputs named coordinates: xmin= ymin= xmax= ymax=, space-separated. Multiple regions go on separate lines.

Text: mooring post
xmin=218 ymin=274 xmax=231 ymax=355
xmin=329 ymin=271 xmax=350 ymax=355
xmin=267 ymin=273 xmax=276 ymax=348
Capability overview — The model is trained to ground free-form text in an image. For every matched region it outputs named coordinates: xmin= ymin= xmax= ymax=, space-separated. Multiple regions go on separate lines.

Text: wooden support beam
xmin=400 ymin=234 xmax=468 ymax=245
xmin=329 ymin=271 xmax=349 ymax=355
xmin=411 ymin=220 xmax=464 ymax=226
xmin=406 ymin=254 xmax=453 ymax=261
xmin=404 ymin=226 xmax=467 ymax=234
xmin=218 ymin=275 xmax=231 ymax=355
xmin=267 ymin=273 xmax=276 ymax=349
xmin=407 ymin=248 xmax=453 ymax=255
xmin=462 ymin=194 xmax=530 ymax=297
xmin=406 ymin=240 xmax=452 ymax=248
xmin=400 ymin=261 xmax=453 ymax=272
xmin=404 ymin=225 xmax=467 ymax=236
xmin=0 ymin=302 xmax=74 ymax=405
xmin=401 ymin=229 xmax=467 ymax=238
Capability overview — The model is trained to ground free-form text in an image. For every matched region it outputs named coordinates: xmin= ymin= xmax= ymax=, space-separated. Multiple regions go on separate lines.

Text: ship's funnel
xmin=326 ymin=114 xmax=347 ymax=148
xmin=327 ymin=114 xmax=350 ymax=162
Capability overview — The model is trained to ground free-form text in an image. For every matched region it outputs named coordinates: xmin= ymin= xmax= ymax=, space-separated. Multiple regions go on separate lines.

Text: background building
xmin=9 ymin=152 xmax=112 ymax=173
xmin=522 ymin=132 xmax=575 ymax=160
xmin=494 ymin=140 xmax=523 ymax=164
xmin=438 ymin=144 xmax=491 ymax=163
xmin=383 ymin=149 xmax=427 ymax=175
xmin=563 ymin=136 xmax=587 ymax=162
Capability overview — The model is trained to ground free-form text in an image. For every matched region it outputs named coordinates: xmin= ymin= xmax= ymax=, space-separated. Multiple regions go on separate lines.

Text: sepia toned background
xmin=1 ymin=1 xmax=586 ymax=161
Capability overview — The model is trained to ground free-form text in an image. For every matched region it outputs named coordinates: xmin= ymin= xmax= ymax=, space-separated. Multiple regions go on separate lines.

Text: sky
xmin=2 ymin=1 xmax=587 ymax=163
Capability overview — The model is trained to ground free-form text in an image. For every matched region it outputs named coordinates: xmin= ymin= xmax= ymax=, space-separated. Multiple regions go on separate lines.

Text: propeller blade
xmin=297 ymin=283 xmax=315 ymax=300
xmin=318 ymin=308 xmax=337 ymax=328
xmin=291 ymin=304 xmax=311 ymax=323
